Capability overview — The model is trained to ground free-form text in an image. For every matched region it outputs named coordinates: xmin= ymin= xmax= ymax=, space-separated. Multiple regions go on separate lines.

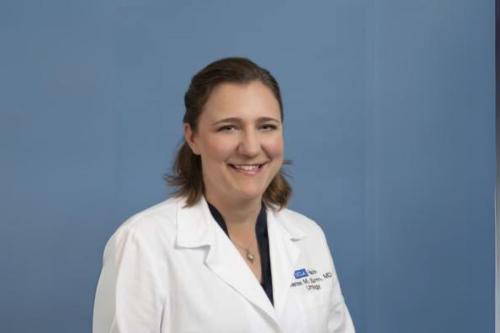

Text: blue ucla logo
xmin=294 ymin=268 xmax=309 ymax=279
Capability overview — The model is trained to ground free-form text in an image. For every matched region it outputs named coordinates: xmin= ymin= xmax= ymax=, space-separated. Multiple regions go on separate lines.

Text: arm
xmin=92 ymin=226 xmax=167 ymax=333
xmin=318 ymin=230 xmax=356 ymax=333
xmin=327 ymin=275 xmax=356 ymax=333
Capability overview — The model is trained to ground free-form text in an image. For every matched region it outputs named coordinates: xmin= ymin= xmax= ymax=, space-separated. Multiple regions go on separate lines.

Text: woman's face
xmin=185 ymin=81 xmax=284 ymax=205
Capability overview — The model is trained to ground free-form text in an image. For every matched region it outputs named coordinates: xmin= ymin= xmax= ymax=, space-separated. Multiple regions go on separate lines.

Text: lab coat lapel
xmin=176 ymin=198 xmax=278 ymax=325
xmin=205 ymin=228 xmax=278 ymax=323
xmin=267 ymin=208 xmax=306 ymax=314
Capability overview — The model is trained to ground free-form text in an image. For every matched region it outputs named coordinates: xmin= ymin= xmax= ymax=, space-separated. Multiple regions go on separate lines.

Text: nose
xmin=238 ymin=129 xmax=261 ymax=157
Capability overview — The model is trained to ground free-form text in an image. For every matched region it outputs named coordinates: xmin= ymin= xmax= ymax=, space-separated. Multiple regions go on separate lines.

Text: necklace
xmin=231 ymin=239 xmax=256 ymax=263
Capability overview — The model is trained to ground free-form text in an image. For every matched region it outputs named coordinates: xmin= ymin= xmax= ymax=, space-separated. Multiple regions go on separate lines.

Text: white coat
xmin=93 ymin=196 xmax=355 ymax=333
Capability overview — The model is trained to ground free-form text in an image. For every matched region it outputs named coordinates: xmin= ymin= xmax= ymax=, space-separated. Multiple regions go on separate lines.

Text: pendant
xmin=246 ymin=250 xmax=255 ymax=263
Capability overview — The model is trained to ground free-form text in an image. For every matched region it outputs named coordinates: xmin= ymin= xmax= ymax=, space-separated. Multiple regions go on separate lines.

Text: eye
xmin=217 ymin=125 xmax=238 ymax=132
xmin=260 ymin=124 xmax=278 ymax=131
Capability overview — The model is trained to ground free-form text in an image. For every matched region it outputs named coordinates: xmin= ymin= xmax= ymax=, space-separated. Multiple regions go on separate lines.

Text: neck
xmin=205 ymin=192 xmax=262 ymax=227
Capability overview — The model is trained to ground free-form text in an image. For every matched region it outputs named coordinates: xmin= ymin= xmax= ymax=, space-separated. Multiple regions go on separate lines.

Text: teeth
xmin=232 ymin=164 xmax=260 ymax=171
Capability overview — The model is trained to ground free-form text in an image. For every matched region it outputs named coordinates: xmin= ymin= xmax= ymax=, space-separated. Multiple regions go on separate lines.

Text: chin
xmin=233 ymin=188 xmax=266 ymax=202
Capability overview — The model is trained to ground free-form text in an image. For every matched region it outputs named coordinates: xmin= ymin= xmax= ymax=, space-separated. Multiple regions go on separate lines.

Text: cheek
xmin=264 ymin=136 xmax=284 ymax=159
xmin=202 ymin=137 xmax=236 ymax=162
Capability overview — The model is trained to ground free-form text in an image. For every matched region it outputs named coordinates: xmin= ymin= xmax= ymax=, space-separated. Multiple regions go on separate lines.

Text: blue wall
xmin=0 ymin=0 xmax=494 ymax=332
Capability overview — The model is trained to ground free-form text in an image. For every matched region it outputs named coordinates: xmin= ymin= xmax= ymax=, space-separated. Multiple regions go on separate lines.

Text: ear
xmin=183 ymin=123 xmax=201 ymax=155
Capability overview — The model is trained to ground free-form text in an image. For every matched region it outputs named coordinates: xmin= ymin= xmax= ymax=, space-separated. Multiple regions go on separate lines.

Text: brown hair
xmin=167 ymin=57 xmax=292 ymax=209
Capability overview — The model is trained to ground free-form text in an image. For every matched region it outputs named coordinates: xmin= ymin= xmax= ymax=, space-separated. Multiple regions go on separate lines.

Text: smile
xmin=228 ymin=163 xmax=267 ymax=175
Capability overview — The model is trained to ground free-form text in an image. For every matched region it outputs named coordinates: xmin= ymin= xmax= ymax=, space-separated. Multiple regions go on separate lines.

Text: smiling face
xmin=184 ymin=81 xmax=284 ymax=206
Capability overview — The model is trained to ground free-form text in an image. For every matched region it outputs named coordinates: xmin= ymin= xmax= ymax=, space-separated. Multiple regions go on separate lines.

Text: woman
xmin=93 ymin=57 xmax=355 ymax=332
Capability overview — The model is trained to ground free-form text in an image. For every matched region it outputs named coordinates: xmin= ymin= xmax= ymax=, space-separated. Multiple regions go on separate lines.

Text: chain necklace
xmin=230 ymin=239 xmax=256 ymax=263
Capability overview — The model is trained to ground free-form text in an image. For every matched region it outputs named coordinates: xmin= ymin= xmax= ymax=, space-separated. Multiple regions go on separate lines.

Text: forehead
xmin=201 ymin=81 xmax=281 ymax=121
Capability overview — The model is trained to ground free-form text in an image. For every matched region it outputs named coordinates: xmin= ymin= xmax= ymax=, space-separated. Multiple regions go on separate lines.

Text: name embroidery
xmin=290 ymin=269 xmax=333 ymax=291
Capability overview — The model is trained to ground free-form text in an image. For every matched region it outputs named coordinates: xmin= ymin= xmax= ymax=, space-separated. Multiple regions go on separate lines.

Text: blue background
xmin=0 ymin=0 xmax=494 ymax=332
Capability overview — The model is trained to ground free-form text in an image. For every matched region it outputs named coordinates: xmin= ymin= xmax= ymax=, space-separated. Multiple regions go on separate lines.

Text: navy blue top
xmin=207 ymin=201 xmax=274 ymax=305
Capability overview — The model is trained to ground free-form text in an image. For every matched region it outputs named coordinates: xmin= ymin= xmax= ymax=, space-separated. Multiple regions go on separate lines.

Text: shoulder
xmin=120 ymin=197 xmax=180 ymax=232
xmin=104 ymin=197 xmax=182 ymax=253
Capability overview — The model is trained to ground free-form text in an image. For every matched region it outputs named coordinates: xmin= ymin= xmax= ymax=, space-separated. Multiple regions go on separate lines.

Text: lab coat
xmin=93 ymin=196 xmax=355 ymax=333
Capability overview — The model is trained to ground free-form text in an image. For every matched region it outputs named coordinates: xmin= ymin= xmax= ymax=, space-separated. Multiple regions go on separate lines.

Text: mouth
xmin=228 ymin=162 xmax=268 ymax=175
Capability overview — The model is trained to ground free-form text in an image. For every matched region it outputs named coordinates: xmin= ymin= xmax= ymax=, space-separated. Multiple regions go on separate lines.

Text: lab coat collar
xmin=175 ymin=197 xmax=307 ymax=329
xmin=175 ymin=196 xmax=215 ymax=248
xmin=267 ymin=206 xmax=306 ymax=241
xmin=175 ymin=196 xmax=306 ymax=246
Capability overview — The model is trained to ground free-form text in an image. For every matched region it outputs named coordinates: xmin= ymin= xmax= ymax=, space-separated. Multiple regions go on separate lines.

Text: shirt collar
xmin=207 ymin=201 xmax=267 ymax=236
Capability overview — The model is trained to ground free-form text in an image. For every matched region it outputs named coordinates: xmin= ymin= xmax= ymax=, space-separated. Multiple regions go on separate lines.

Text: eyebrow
xmin=211 ymin=117 xmax=281 ymax=126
